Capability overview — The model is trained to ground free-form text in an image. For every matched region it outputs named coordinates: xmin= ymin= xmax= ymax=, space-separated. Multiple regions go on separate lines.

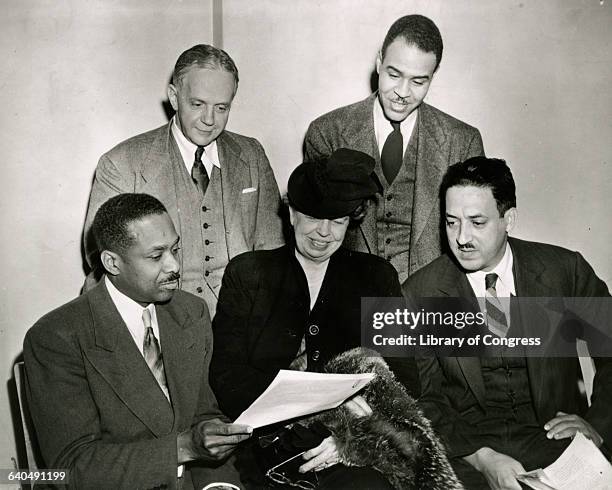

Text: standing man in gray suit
xmin=304 ymin=15 xmax=484 ymax=283
xmin=84 ymin=44 xmax=284 ymax=315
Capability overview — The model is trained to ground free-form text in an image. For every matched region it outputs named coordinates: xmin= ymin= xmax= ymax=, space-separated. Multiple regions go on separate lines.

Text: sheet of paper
xmin=517 ymin=432 xmax=612 ymax=490
xmin=233 ymin=370 xmax=375 ymax=428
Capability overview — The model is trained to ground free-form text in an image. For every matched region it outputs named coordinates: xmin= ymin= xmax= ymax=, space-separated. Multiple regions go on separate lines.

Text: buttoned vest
xmin=375 ymin=124 xmax=418 ymax=283
xmin=169 ymin=143 xmax=229 ymax=315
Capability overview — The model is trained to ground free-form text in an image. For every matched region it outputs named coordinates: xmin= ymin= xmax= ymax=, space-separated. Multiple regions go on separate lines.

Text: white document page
xmin=233 ymin=370 xmax=375 ymax=428
xmin=517 ymin=432 xmax=612 ymax=490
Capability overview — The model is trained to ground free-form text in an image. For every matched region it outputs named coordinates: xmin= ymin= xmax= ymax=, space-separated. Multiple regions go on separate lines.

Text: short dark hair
xmin=381 ymin=15 xmax=443 ymax=69
xmin=172 ymin=44 xmax=239 ymax=88
xmin=92 ymin=193 xmax=168 ymax=256
xmin=441 ymin=157 xmax=517 ymax=216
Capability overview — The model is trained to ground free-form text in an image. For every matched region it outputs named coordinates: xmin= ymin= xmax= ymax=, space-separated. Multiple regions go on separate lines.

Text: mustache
xmin=392 ymin=92 xmax=409 ymax=103
xmin=160 ymin=272 xmax=181 ymax=283
xmin=457 ymin=243 xmax=476 ymax=251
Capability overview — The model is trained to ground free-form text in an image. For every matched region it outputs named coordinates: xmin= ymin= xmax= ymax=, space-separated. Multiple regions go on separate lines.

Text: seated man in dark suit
xmin=402 ymin=157 xmax=611 ymax=489
xmin=24 ymin=193 xmax=252 ymax=490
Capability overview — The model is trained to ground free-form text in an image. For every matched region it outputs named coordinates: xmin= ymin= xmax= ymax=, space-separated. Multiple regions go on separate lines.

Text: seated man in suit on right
xmin=402 ymin=157 xmax=611 ymax=489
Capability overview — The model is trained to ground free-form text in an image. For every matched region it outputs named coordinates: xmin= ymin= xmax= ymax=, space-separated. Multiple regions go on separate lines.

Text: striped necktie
xmin=381 ymin=121 xmax=403 ymax=184
xmin=485 ymin=273 xmax=509 ymax=338
xmin=191 ymin=146 xmax=209 ymax=195
xmin=142 ymin=308 xmax=170 ymax=401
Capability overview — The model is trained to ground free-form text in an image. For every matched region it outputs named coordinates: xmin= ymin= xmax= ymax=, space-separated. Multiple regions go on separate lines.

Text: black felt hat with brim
xmin=288 ymin=148 xmax=383 ymax=219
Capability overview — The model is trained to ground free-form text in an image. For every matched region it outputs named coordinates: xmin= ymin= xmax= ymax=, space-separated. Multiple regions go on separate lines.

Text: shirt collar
xmin=466 ymin=241 xmax=516 ymax=297
xmin=372 ymin=95 xmax=418 ymax=155
xmin=104 ymin=275 xmax=160 ymax=352
xmin=170 ymin=116 xmax=220 ymax=174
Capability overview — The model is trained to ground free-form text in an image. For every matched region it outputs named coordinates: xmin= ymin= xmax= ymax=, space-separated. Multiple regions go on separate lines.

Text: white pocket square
xmin=242 ymin=187 xmax=257 ymax=194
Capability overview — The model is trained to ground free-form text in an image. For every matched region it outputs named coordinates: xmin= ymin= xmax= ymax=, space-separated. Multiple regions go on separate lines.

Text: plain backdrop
xmin=0 ymin=0 xmax=610 ymax=471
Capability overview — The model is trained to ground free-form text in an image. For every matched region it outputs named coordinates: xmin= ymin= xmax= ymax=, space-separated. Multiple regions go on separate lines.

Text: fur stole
xmin=302 ymin=348 xmax=463 ymax=489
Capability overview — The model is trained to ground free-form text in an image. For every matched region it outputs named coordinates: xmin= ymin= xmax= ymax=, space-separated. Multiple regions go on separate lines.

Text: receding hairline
xmin=173 ymin=60 xmax=238 ymax=87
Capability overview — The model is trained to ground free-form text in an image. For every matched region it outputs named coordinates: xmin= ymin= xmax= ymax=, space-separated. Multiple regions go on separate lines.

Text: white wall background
xmin=0 ymin=0 xmax=610 ymax=471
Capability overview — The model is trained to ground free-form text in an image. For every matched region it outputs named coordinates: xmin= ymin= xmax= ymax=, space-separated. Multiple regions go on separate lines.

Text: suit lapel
xmin=139 ymin=123 xmax=174 ymax=185
xmin=510 ymin=238 xmax=559 ymax=418
xmin=137 ymin=123 xmax=183 ymax=230
xmin=436 ymin=257 xmax=487 ymax=409
xmin=345 ymin=95 xmax=380 ymax=254
xmin=248 ymin=247 xmax=309 ymax=358
xmin=157 ymin=303 xmax=203 ymax=432
xmin=411 ymin=103 xmax=448 ymax=250
xmin=84 ymin=282 xmax=175 ymax=437
xmin=217 ymin=131 xmax=251 ymax=247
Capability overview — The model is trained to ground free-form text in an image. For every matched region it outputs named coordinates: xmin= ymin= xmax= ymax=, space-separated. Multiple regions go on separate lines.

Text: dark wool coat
xmin=210 ymin=245 xmax=407 ymax=419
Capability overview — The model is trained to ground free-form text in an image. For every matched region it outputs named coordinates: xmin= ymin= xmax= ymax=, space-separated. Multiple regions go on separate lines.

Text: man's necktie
xmin=485 ymin=273 xmax=509 ymax=338
xmin=191 ymin=146 xmax=209 ymax=195
xmin=142 ymin=308 xmax=170 ymax=401
xmin=381 ymin=121 xmax=403 ymax=184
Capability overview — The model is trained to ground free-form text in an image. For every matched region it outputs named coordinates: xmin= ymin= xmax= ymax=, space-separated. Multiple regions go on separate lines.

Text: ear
xmin=167 ymin=83 xmax=179 ymax=112
xmin=100 ymin=250 xmax=122 ymax=277
xmin=503 ymin=207 xmax=517 ymax=234
xmin=375 ymin=51 xmax=382 ymax=74
xmin=288 ymin=206 xmax=295 ymax=227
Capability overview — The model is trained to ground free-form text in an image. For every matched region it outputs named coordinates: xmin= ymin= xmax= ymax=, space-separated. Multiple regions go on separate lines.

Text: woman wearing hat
xmin=210 ymin=149 xmax=402 ymax=488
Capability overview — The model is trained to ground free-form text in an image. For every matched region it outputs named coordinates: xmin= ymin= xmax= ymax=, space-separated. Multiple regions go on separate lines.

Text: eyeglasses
xmin=265 ymin=451 xmax=318 ymax=490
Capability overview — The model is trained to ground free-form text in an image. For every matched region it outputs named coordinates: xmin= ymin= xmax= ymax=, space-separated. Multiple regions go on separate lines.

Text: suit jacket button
xmin=311 ymin=350 xmax=320 ymax=361
xmin=205 ymin=271 xmax=210 ymax=277
xmin=203 ymin=223 xmax=209 ymax=229
xmin=308 ymin=324 xmax=319 ymax=336
xmin=202 ymin=205 xmax=208 ymax=212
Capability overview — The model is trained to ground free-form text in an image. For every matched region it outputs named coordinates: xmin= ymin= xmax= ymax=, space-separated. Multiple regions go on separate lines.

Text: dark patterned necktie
xmin=191 ymin=146 xmax=209 ymax=195
xmin=381 ymin=121 xmax=403 ymax=184
xmin=485 ymin=273 xmax=509 ymax=338
xmin=142 ymin=308 xmax=170 ymax=401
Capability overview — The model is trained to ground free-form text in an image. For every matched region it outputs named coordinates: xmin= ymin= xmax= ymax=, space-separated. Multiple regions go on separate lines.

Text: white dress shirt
xmin=373 ymin=96 xmax=418 ymax=158
xmin=105 ymin=276 xmax=161 ymax=354
xmin=171 ymin=116 xmax=220 ymax=177
xmin=466 ymin=243 xmax=515 ymax=324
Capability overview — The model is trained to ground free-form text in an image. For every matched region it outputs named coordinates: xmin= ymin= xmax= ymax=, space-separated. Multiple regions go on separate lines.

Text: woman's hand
xmin=344 ymin=395 xmax=373 ymax=417
xmin=299 ymin=436 xmax=342 ymax=473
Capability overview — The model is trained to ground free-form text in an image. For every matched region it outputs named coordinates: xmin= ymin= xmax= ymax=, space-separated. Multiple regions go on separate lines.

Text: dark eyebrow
xmin=146 ymin=236 xmax=180 ymax=253
xmin=386 ymin=65 xmax=402 ymax=75
xmin=386 ymin=65 xmax=431 ymax=80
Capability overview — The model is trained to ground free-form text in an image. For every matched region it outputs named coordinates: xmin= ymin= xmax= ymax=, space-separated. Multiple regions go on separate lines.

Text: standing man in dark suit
xmin=304 ymin=15 xmax=484 ymax=283
xmin=25 ymin=194 xmax=252 ymax=490
xmin=403 ymin=157 xmax=611 ymax=489
xmin=84 ymin=44 xmax=284 ymax=316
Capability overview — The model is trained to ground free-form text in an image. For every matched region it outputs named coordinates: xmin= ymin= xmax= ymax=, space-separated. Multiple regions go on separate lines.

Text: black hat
xmin=287 ymin=148 xmax=382 ymax=219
